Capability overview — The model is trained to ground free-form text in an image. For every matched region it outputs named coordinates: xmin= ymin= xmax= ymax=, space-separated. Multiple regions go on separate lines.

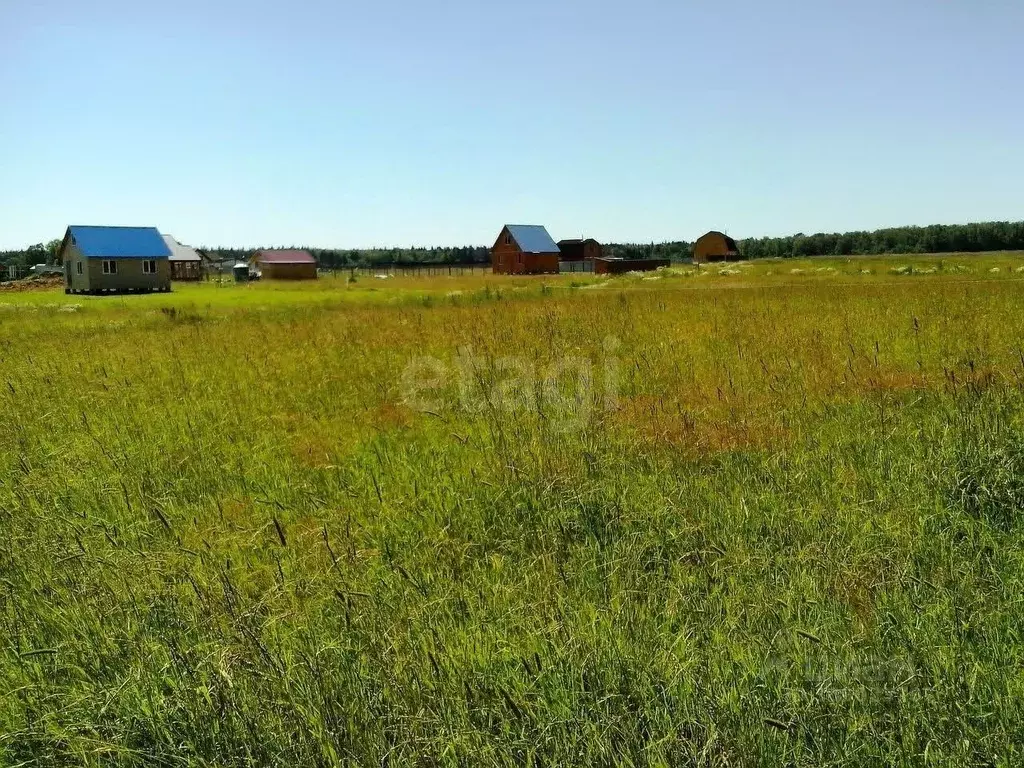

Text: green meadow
xmin=3 ymin=255 xmax=1024 ymax=766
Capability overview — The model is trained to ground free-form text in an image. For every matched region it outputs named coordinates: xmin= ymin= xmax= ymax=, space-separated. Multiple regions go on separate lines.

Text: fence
xmin=1 ymin=265 xmax=35 ymax=281
xmin=559 ymin=260 xmax=594 ymax=274
xmin=325 ymin=263 xmax=493 ymax=279
xmin=593 ymin=257 xmax=671 ymax=275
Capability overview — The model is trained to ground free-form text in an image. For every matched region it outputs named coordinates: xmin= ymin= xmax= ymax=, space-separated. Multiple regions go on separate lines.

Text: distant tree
xmin=25 ymin=243 xmax=46 ymax=264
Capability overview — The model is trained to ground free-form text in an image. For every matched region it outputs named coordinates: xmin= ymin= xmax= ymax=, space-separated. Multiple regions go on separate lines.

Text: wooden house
xmin=557 ymin=238 xmax=603 ymax=261
xmin=693 ymin=231 xmax=740 ymax=263
xmin=250 ymin=249 xmax=318 ymax=280
xmin=491 ymin=225 xmax=560 ymax=274
xmin=61 ymin=225 xmax=172 ymax=295
xmin=163 ymin=235 xmax=204 ymax=281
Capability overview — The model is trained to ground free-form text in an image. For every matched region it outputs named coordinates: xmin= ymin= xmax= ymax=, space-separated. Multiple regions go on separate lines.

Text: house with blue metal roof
xmin=60 ymin=226 xmax=173 ymax=294
xmin=491 ymin=225 xmax=561 ymax=274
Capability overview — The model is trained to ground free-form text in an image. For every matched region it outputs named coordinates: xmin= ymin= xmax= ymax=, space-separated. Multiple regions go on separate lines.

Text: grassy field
xmin=2 ymin=255 xmax=1024 ymax=766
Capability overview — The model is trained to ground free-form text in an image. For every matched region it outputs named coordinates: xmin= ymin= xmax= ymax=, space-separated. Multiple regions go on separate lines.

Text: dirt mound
xmin=0 ymin=277 xmax=63 ymax=293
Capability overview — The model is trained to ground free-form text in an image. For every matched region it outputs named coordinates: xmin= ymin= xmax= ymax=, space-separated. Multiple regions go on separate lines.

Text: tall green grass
xmin=1 ymin=271 xmax=1023 ymax=765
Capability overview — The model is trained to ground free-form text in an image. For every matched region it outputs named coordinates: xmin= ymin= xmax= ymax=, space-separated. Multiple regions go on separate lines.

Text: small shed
xmin=163 ymin=235 xmax=204 ymax=281
xmin=693 ymin=231 xmax=740 ymax=263
xmin=61 ymin=225 xmax=172 ymax=295
xmin=491 ymin=225 xmax=560 ymax=274
xmin=250 ymin=249 xmax=318 ymax=280
xmin=557 ymin=238 xmax=603 ymax=262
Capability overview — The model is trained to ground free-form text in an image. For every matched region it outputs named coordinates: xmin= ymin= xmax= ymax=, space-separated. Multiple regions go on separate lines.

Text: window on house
xmin=142 ymin=259 xmax=157 ymax=274
xmin=504 ymin=234 xmax=511 ymax=245
xmin=76 ymin=261 xmax=83 ymax=275
xmin=102 ymin=260 xmax=117 ymax=275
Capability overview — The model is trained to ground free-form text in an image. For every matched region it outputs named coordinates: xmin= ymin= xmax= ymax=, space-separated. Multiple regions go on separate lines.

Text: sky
xmin=1 ymin=0 xmax=1022 ymax=250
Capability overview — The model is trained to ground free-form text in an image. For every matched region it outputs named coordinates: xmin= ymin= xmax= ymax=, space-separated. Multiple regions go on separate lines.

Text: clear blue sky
xmin=1 ymin=0 xmax=1021 ymax=250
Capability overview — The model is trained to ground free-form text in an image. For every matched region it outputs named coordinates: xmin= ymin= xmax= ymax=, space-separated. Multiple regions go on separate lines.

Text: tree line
xmin=606 ymin=221 xmax=1024 ymax=261
xmin=0 ymin=239 xmax=62 ymax=271
xmin=4 ymin=221 xmax=1024 ymax=272
xmin=738 ymin=221 xmax=1024 ymax=259
xmin=202 ymin=246 xmax=492 ymax=269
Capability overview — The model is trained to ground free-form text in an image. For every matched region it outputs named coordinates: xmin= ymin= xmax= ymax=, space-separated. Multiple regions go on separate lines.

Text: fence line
xmin=0 ymin=262 xmax=495 ymax=283
xmin=1 ymin=265 xmax=32 ymax=281
xmin=559 ymin=260 xmax=594 ymax=274
xmin=325 ymin=264 xmax=493 ymax=278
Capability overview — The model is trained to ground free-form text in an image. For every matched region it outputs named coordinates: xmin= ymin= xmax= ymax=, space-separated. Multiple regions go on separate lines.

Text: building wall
xmin=63 ymin=241 xmax=90 ymax=292
xmin=522 ymin=253 xmax=560 ymax=274
xmin=260 ymin=262 xmax=318 ymax=280
xmin=494 ymin=249 xmax=559 ymax=274
xmin=170 ymin=261 xmax=204 ymax=280
xmin=558 ymin=241 xmax=585 ymax=261
xmin=491 ymin=228 xmax=520 ymax=273
xmin=693 ymin=233 xmax=739 ymax=263
xmin=78 ymin=257 xmax=171 ymax=292
xmin=559 ymin=240 xmax=604 ymax=262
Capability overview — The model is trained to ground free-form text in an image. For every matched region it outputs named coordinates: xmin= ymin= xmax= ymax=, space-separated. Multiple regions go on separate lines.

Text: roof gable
xmin=505 ymin=225 xmax=559 ymax=254
xmin=67 ymin=226 xmax=171 ymax=259
xmin=700 ymin=231 xmax=739 ymax=251
xmin=162 ymin=235 xmax=202 ymax=262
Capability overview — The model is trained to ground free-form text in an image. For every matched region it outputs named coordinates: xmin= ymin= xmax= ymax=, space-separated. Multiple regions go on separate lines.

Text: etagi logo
xmin=401 ymin=336 xmax=621 ymax=432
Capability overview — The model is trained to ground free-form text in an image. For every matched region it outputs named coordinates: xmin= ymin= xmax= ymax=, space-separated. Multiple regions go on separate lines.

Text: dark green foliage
xmin=740 ymin=221 xmax=1024 ymax=260
xmin=604 ymin=241 xmax=694 ymax=262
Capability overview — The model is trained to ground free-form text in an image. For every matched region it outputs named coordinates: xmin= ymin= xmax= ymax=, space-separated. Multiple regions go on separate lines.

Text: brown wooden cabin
xmin=250 ymin=249 xmax=318 ymax=280
xmin=163 ymin=235 xmax=205 ymax=281
xmin=557 ymin=238 xmax=603 ymax=262
xmin=693 ymin=231 xmax=740 ymax=263
xmin=593 ymin=257 xmax=670 ymax=275
xmin=491 ymin=225 xmax=560 ymax=274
